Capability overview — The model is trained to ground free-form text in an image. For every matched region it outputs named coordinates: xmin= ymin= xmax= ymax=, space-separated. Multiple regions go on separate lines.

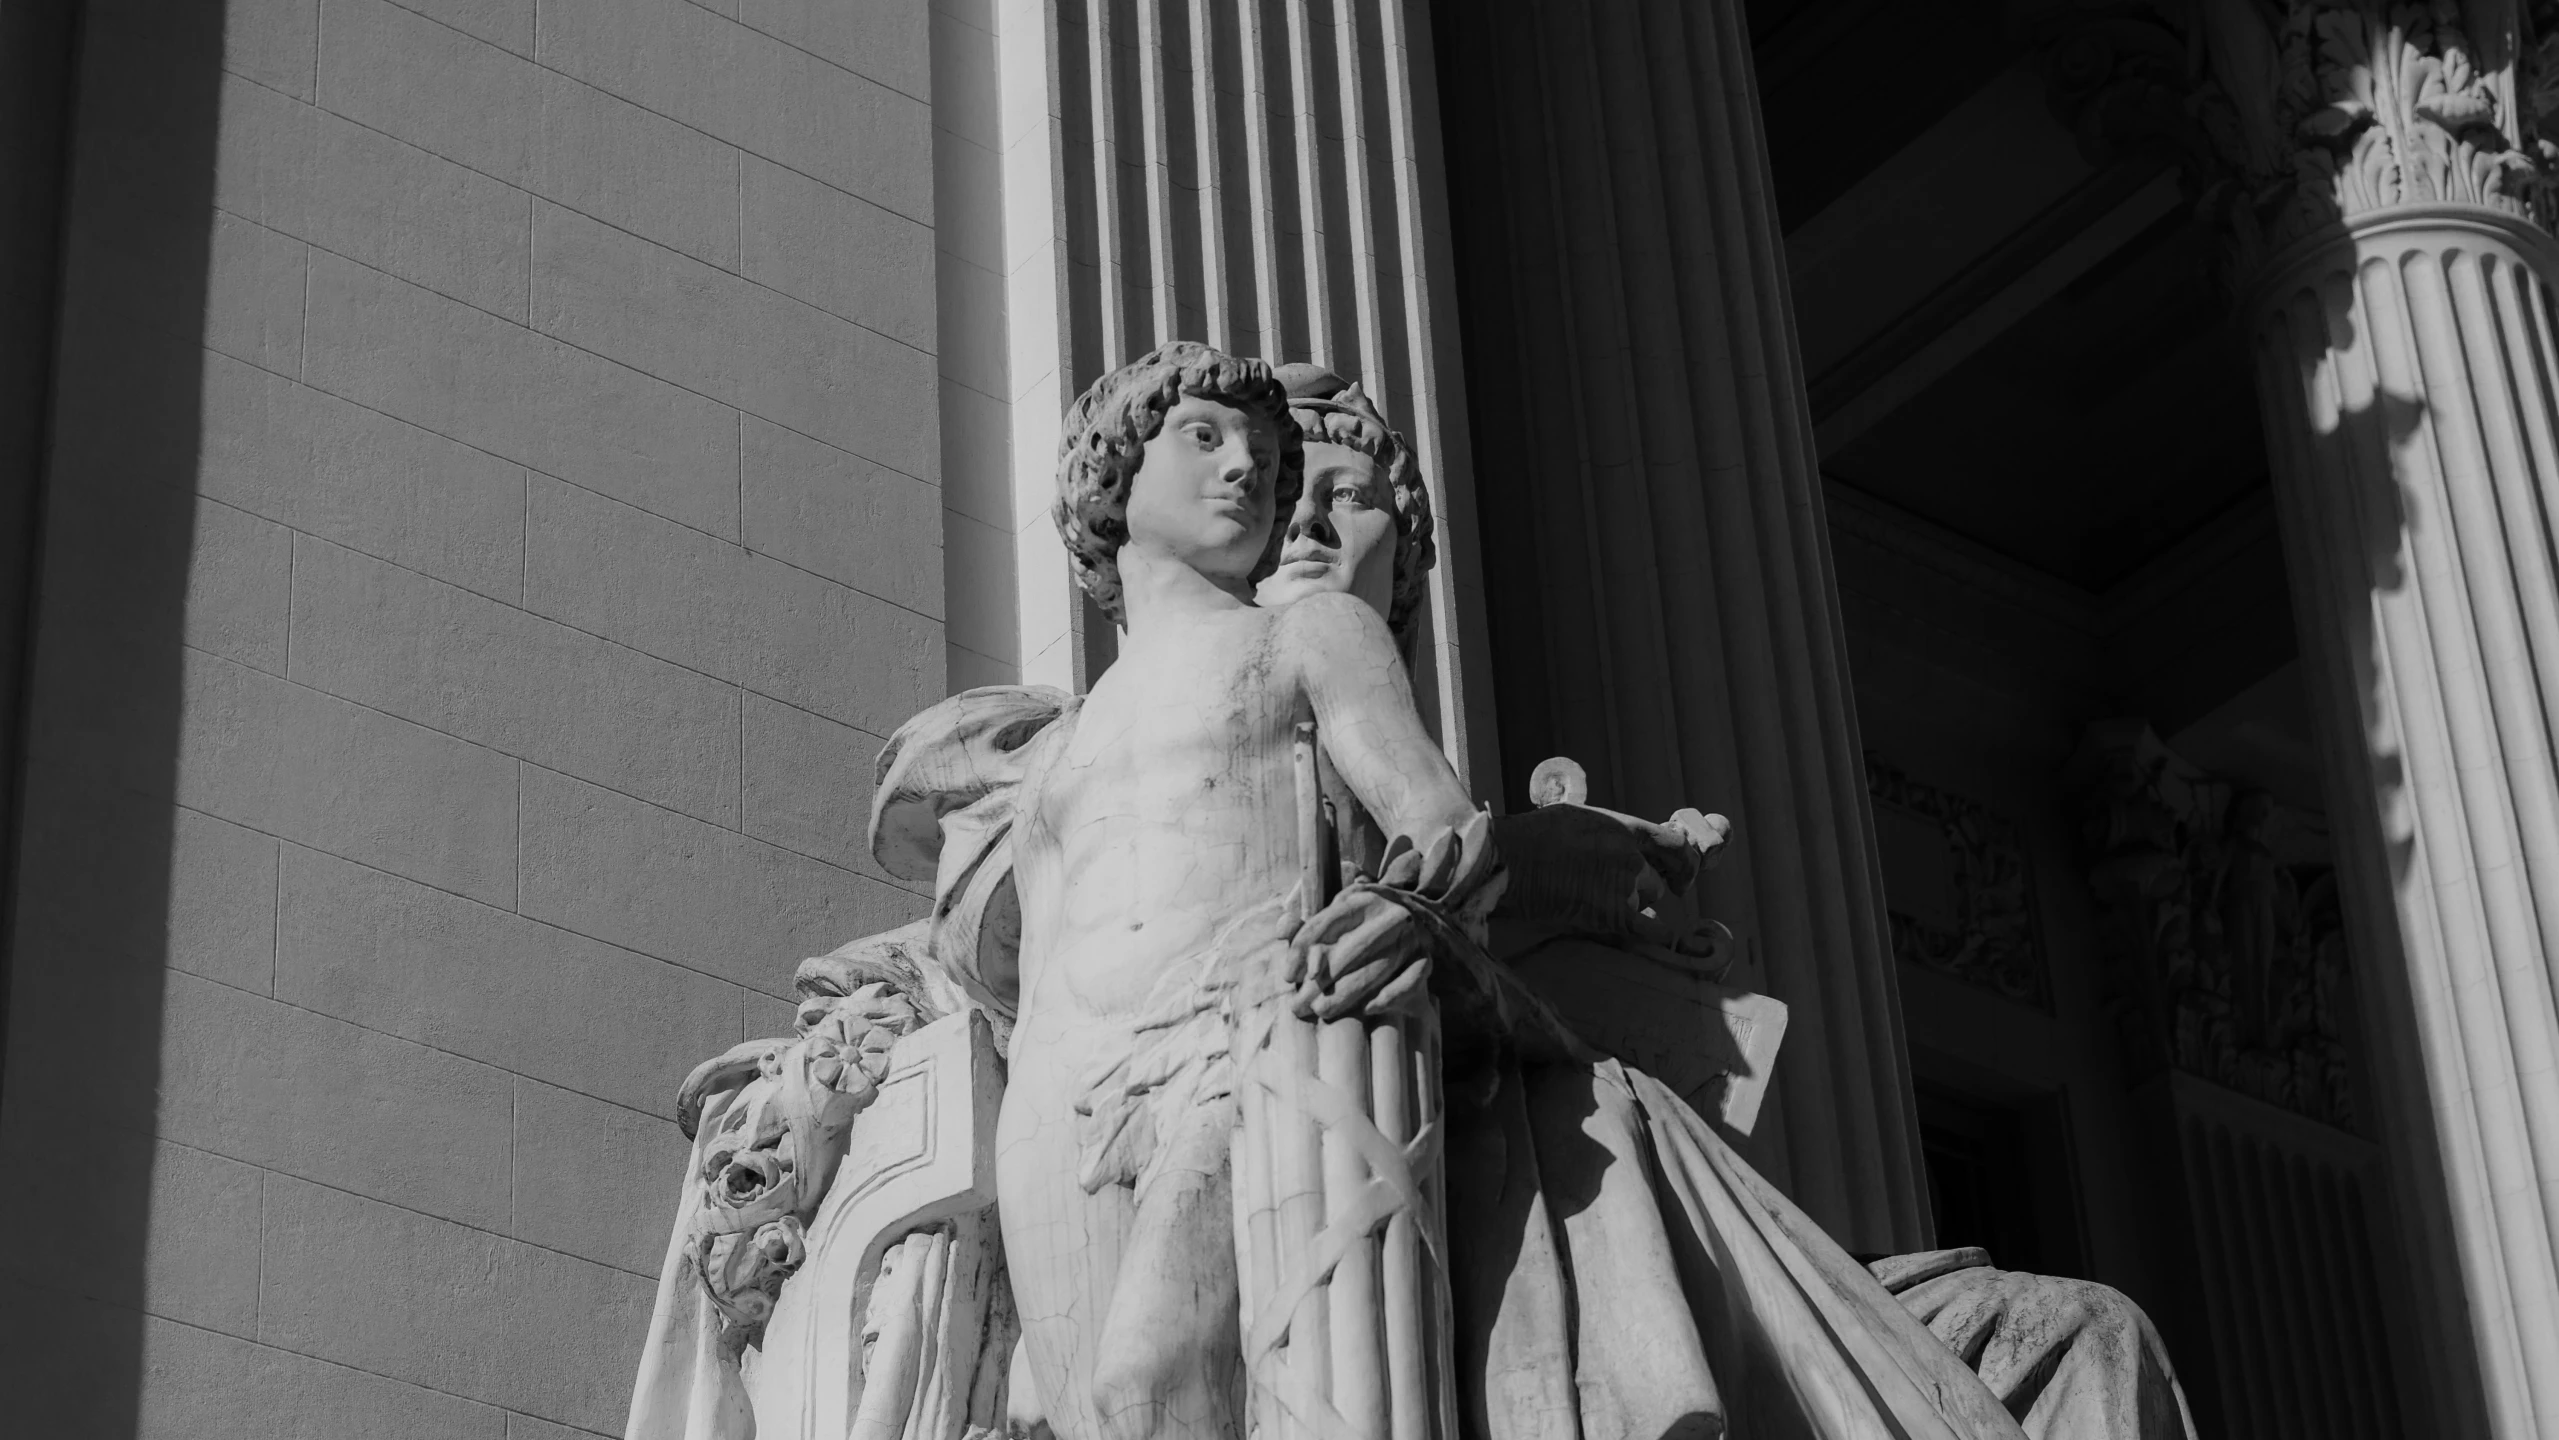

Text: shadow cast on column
xmin=2273 ymin=276 xmax=2486 ymax=1436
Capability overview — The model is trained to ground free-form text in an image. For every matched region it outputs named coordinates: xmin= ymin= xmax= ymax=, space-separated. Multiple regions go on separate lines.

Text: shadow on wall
xmin=0 ymin=0 xmax=224 ymax=1430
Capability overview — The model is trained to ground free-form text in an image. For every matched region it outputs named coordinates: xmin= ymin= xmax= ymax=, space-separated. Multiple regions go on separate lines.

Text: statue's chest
xmin=1060 ymin=654 xmax=1291 ymax=772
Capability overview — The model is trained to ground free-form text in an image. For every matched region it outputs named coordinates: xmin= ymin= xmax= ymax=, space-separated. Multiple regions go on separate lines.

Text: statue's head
xmin=1254 ymin=363 xmax=1435 ymax=640
xmin=1054 ymin=341 xmax=1303 ymax=625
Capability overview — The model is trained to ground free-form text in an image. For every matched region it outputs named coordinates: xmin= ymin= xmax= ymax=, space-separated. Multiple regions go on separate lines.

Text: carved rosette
xmin=2030 ymin=0 xmax=2559 ymax=282
xmin=2073 ymin=725 xmax=2360 ymax=1133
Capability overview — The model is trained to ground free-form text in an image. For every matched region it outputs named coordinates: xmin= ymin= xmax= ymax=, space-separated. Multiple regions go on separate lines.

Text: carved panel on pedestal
xmin=1866 ymin=755 xmax=2051 ymax=1009
xmin=2075 ymin=724 xmax=2359 ymax=1134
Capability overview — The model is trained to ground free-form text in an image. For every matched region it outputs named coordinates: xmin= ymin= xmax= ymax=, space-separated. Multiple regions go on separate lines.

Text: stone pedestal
xmin=2250 ymin=203 xmax=2559 ymax=1438
xmin=1436 ymin=0 xmax=1930 ymax=1253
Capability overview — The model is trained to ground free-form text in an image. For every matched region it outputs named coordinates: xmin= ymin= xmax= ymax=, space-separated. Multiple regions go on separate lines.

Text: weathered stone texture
xmin=0 ymin=0 xmax=944 ymax=1428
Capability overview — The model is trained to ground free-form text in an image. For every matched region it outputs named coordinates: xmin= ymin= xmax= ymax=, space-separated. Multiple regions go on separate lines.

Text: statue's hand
xmin=1490 ymin=801 xmax=1734 ymax=958
xmin=1492 ymin=803 xmax=1675 ymax=921
xmin=1289 ymin=885 xmax=1432 ymax=1022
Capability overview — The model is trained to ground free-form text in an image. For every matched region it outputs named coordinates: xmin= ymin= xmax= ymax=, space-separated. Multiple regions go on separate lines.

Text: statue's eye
xmin=1186 ymin=423 xmax=1217 ymax=449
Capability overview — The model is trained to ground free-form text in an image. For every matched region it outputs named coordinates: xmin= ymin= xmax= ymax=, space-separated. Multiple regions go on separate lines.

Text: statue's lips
xmin=1275 ymin=554 xmax=1337 ymax=578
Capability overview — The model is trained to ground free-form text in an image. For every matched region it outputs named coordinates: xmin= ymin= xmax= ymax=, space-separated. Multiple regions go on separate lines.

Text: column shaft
xmin=1437 ymin=0 xmax=1930 ymax=1251
xmin=2253 ymin=205 xmax=2559 ymax=1438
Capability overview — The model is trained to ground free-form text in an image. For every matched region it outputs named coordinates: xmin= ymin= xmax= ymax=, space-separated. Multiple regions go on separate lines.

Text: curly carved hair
xmin=1279 ymin=364 xmax=1436 ymax=639
xmin=1053 ymin=342 xmax=1303 ymax=627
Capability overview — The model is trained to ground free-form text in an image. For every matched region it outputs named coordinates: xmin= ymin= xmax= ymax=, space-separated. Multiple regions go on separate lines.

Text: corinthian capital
xmin=2220 ymin=2 xmax=2552 ymax=246
xmin=2025 ymin=0 xmax=2559 ymax=279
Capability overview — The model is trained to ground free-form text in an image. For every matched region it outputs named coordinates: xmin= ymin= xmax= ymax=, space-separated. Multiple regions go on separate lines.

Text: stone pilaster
xmin=1437 ymin=0 xmax=1931 ymax=1253
xmin=2222 ymin=6 xmax=2559 ymax=1434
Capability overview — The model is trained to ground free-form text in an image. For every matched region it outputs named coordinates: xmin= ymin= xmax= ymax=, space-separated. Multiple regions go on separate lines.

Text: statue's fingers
xmin=1313 ymin=945 xmax=1433 ymax=1021
xmin=1292 ymin=946 xmax=1356 ymax=1017
xmin=1292 ymin=903 xmax=1359 ymax=950
xmin=1308 ymin=957 xmax=1393 ymax=1020
xmin=1312 ymin=928 xmax=1423 ymax=1016
xmin=1285 ymin=940 xmax=1323 ymax=987
xmin=1367 ymin=956 xmax=1433 ymax=1014
xmin=1324 ymin=905 xmax=1410 ymax=970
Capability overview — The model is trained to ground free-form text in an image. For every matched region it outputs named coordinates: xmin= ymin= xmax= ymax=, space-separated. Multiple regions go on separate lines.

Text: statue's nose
xmin=1219 ymin=444 xmax=1259 ymax=491
xmin=1288 ymin=502 xmax=1335 ymax=546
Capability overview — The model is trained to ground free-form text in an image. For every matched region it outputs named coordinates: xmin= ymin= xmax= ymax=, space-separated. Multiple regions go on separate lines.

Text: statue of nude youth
xmin=994 ymin=344 xmax=1476 ymax=1440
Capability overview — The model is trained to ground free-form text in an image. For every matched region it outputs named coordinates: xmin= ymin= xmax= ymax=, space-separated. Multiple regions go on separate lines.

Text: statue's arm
xmin=1276 ymin=595 xmax=1502 ymax=1021
xmin=1277 ymin=591 xmax=1475 ymax=840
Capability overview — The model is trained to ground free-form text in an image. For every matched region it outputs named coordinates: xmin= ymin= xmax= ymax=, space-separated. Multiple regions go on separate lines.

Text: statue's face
xmin=1256 ymin=440 xmax=1396 ymax=619
xmin=1127 ymin=394 xmax=1281 ymax=584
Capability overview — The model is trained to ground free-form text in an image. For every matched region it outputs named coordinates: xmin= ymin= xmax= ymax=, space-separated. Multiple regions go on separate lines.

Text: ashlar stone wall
xmin=0 ymin=1 xmax=951 ymax=1433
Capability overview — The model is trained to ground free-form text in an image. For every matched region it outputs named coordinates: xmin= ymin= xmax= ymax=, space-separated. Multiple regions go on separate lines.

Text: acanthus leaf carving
xmin=2027 ymin=0 xmax=2559 ymax=284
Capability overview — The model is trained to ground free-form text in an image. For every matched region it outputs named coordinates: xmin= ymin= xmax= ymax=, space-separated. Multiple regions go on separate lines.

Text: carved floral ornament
xmin=673 ymin=967 xmax=926 ymax=1344
xmin=2071 ymin=722 xmax=2360 ymax=1132
xmin=2025 ymin=0 xmax=2559 ymax=279
xmin=1863 ymin=756 xmax=2052 ymax=1010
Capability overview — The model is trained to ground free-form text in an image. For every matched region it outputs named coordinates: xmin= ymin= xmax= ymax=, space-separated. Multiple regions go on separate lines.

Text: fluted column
xmin=983 ymin=0 xmax=1500 ymax=789
xmin=2255 ymin=205 xmax=2559 ymax=1440
xmin=2221 ymin=8 xmax=2559 ymax=1433
xmin=1438 ymin=0 xmax=1930 ymax=1252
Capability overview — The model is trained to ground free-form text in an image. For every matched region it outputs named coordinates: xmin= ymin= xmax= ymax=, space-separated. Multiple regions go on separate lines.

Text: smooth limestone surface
xmin=0 ymin=2 xmax=947 ymax=1434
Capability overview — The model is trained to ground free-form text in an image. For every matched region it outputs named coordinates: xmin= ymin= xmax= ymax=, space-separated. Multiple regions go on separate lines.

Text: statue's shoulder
xmin=1267 ymin=589 xmax=1400 ymax=675
xmin=1269 ymin=588 xmax=1387 ymax=641
xmin=869 ymin=684 xmax=1079 ymax=883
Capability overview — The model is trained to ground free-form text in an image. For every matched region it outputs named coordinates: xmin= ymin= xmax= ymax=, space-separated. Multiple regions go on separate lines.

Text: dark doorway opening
xmin=1916 ymin=1081 xmax=2088 ymax=1279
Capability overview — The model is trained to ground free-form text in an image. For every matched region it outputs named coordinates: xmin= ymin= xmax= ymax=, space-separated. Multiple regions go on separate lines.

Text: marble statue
xmin=627 ymin=344 xmax=2198 ymax=1440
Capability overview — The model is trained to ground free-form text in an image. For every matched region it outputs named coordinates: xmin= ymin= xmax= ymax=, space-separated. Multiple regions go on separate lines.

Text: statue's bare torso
xmin=995 ymin=591 xmax=1469 ymax=1440
xmin=1014 ymin=606 xmax=1301 ymax=1026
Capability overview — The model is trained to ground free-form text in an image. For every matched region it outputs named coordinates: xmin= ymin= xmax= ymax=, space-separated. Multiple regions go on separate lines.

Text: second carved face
xmin=1255 ymin=439 xmax=1397 ymax=621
